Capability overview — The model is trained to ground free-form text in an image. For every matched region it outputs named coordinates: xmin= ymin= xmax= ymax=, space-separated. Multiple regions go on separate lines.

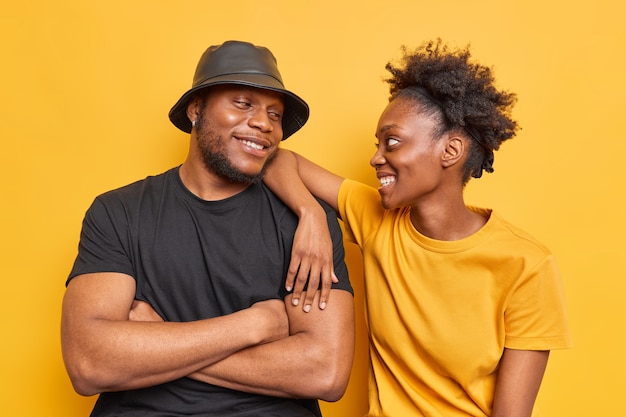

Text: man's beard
xmin=195 ymin=113 xmax=276 ymax=184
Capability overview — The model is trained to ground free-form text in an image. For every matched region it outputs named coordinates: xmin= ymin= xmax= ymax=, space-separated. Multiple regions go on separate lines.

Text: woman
xmin=265 ymin=39 xmax=572 ymax=416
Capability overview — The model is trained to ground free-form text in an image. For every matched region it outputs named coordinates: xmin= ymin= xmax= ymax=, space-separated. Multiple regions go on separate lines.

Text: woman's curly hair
xmin=385 ymin=39 xmax=519 ymax=182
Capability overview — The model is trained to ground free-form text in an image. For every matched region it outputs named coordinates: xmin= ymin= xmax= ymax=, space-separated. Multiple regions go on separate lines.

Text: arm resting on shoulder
xmin=188 ymin=289 xmax=355 ymax=402
xmin=264 ymin=149 xmax=346 ymax=309
xmin=264 ymin=149 xmax=344 ymax=214
xmin=492 ymin=348 xmax=550 ymax=417
xmin=61 ymin=273 xmax=288 ymax=396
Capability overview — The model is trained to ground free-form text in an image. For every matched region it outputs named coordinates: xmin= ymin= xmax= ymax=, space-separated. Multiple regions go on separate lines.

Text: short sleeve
xmin=67 ymin=196 xmax=135 ymax=285
xmin=504 ymin=254 xmax=573 ymax=350
xmin=337 ymin=179 xmax=385 ymax=248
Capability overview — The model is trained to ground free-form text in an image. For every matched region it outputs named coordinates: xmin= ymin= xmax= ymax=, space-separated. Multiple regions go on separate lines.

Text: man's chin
xmin=238 ymin=156 xmax=276 ymax=184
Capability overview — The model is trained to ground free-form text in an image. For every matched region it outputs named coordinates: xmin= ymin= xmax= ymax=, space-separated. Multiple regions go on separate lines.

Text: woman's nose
xmin=370 ymin=149 xmax=386 ymax=167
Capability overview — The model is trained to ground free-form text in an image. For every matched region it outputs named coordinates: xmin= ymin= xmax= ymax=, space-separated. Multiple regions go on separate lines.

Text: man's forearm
xmin=62 ymin=275 xmax=289 ymax=396
xmin=188 ymin=290 xmax=355 ymax=402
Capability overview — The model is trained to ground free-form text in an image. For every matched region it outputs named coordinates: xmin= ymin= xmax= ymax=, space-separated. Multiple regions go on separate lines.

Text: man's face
xmin=194 ymin=85 xmax=285 ymax=184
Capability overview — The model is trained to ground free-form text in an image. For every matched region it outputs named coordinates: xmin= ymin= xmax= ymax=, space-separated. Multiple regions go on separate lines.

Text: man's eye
xmin=269 ymin=111 xmax=282 ymax=120
xmin=235 ymin=100 xmax=252 ymax=107
xmin=387 ymin=138 xmax=399 ymax=147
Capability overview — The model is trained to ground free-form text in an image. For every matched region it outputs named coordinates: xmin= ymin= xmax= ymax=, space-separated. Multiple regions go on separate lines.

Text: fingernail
xmin=304 ymin=305 xmax=311 ymax=313
xmin=292 ymin=298 xmax=299 ymax=306
xmin=286 ymin=286 xmax=292 ymax=291
xmin=320 ymin=302 xmax=326 ymax=310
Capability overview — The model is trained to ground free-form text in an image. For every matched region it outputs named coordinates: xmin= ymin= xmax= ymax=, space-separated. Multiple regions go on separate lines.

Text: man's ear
xmin=441 ymin=135 xmax=466 ymax=168
xmin=186 ymin=96 xmax=201 ymax=125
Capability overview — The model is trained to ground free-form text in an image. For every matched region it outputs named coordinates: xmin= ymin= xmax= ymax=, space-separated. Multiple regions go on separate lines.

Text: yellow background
xmin=2 ymin=1 xmax=624 ymax=415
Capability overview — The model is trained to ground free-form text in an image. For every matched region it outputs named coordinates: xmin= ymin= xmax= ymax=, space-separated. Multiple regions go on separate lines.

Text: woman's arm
xmin=492 ymin=348 xmax=550 ymax=417
xmin=264 ymin=149 xmax=345 ymax=311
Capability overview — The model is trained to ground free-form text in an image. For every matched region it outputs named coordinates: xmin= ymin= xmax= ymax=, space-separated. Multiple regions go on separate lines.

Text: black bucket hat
xmin=169 ymin=40 xmax=309 ymax=140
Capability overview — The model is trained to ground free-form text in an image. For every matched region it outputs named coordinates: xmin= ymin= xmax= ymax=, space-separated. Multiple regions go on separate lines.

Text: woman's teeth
xmin=379 ymin=176 xmax=395 ymax=187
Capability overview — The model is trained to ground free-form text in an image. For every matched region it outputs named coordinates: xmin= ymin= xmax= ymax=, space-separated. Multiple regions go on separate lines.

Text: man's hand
xmin=249 ymin=299 xmax=290 ymax=343
xmin=187 ymin=290 xmax=355 ymax=401
xmin=286 ymin=208 xmax=338 ymax=312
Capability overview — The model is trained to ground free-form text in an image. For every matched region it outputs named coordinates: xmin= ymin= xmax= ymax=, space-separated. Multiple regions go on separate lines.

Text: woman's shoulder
xmin=486 ymin=210 xmax=553 ymax=257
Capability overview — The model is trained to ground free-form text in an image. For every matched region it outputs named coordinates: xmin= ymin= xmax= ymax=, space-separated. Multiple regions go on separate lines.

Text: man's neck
xmin=178 ymin=160 xmax=251 ymax=201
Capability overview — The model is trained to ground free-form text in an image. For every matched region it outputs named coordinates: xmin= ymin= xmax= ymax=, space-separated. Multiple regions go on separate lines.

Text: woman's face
xmin=370 ymin=97 xmax=446 ymax=209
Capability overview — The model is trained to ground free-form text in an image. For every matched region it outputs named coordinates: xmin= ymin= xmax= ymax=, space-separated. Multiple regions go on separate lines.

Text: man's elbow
xmin=305 ymin=349 xmax=352 ymax=402
xmin=70 ymin=379 xmax=100 ymax=397
xmin=65 ymin=360 xmax=104 ymax=397
xmin=63 ymin=352 xmax=117 ymax=397
xmin=317 ymin=373 xmax=350 ymax=402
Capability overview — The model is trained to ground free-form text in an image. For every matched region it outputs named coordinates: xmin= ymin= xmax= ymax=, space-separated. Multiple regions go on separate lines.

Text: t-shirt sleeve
xmin=504 ymin=253 xmax=573 ymax=350
xmin=337 ymin=179 xmax=386 ymax=248
xmin=67 ymin=195 xmax=135 ymax=285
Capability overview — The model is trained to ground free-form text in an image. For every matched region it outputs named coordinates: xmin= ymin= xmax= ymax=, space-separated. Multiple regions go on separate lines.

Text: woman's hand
xmin=287 ymin=207 xmax=338 ymax=312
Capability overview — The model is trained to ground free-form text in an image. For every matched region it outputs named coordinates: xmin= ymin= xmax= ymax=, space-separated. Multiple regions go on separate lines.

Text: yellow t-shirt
xmin=338 ymin=179 xmax=572 ymax=417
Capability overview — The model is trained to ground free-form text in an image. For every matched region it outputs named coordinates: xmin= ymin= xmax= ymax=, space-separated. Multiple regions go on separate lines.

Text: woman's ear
xmin=441 ymin=135 xmax=466 ymax=168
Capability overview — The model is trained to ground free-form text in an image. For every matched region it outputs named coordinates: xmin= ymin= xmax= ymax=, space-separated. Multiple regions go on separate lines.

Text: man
xmin=61 ymin=40 xmax=355 ymax=417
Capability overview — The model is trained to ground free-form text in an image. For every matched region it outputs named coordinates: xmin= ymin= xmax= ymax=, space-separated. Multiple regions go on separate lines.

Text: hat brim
xmin=168 ymin=73 xmax=309 ymax=140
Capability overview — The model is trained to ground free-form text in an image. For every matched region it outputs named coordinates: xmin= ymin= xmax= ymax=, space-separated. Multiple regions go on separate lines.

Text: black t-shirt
xmin=68 ymin=167 xmax=352 ymax=416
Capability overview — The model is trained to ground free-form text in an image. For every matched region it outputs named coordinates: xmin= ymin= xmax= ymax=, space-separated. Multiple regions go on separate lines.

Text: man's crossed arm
xmin=61 ymin=272 xmax=354 ymax=401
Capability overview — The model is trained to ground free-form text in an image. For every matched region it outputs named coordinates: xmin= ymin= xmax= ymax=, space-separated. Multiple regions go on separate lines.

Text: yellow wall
xmin=2 ymin=1 xmax=624 ymax=415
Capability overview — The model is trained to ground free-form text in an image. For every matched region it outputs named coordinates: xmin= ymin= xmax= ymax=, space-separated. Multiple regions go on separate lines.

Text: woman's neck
xmin=409 ymin=197 xmax=487 ymax=241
